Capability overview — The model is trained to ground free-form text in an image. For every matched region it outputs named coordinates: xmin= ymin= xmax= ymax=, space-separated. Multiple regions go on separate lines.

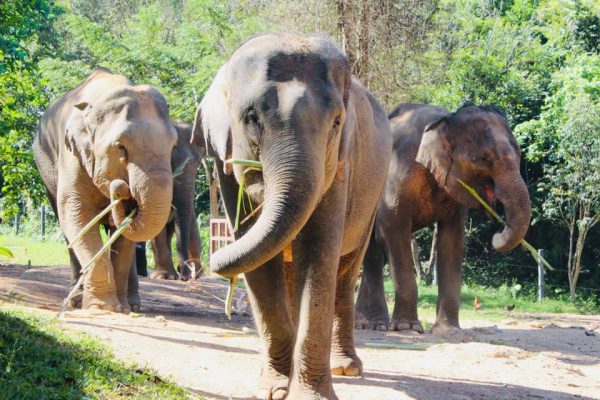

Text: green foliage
xmin=0 ymin=307 xmax=197 ymax=399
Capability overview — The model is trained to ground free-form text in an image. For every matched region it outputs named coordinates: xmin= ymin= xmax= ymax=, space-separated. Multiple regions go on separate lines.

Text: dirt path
xmin=1 ymin=264 xmax=599 ymax=400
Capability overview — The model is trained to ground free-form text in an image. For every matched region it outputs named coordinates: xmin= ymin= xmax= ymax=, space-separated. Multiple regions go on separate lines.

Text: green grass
xmin=0 ymin=306 xmax=199 ymax=400
xmin=0 ymin=234 xmax=70 ymax=266
xmin=384 ymin=279 xmax=595 ymax=324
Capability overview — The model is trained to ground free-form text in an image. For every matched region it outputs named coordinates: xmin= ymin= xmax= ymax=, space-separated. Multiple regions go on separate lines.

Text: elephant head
xmin=415 ymin=105 xmax=531 ymax=252
xmin=192 ymin=34 xmax=352 ymax=278
xmin=64 ymin=83 xmax=177 ymax=242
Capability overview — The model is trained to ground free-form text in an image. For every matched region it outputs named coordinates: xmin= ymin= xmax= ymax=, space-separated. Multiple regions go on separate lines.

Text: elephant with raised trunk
xmin=356 ymin=103 xmax=531 ymax=334
xmin=34 ymin=68 xmax=177 ymax=313
xmin=150 ymin=122 xmax=204 ymax=281
xmin=194 ymin=34 xmax=391 ymax=400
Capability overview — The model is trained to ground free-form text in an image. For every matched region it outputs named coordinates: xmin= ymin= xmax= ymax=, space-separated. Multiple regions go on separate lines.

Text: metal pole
xmin=41 ymin=205 xmax=46 ymax=239
xmin=538 ymin=249 xmax=545 ymax=302
xmin=15 ymin=213 xmax=20 ymax=236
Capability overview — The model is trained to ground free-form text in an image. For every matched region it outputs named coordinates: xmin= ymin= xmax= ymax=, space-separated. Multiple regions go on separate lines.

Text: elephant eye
xmin=243 ymin=109 xmax=262 ymax=140
xmin=333 ymin=115 xmax=341 ymax=129
xmin=115 ymin=141 xmax=128 ymax=158
xmin=244 ymin=109 xmax=259 ymax=126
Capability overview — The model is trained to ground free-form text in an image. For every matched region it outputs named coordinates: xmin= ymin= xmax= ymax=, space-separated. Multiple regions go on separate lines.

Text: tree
xmin=517 ymin=54 xmax=600 ymax=301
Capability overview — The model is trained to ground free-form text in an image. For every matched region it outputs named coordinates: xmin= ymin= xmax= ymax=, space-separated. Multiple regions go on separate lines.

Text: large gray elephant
xmin=33 ymin=68 xmax=176 ymax=313
xmin=356 ymin=103 xmax=531 ymax=333
xmin=193 ymin=34 xmax=391 ymax=400
xmin=150 ymin=122 xmax=204 ymax=281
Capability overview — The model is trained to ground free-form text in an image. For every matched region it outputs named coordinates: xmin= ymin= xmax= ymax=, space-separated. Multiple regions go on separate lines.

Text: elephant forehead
xmin=277 ymin=80 xmax=307 ymax=118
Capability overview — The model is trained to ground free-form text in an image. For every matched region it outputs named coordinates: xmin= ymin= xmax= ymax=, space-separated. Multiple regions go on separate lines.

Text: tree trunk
xmin=356 ymin=1 xmax=370 ymax=86
xmin=334 ymin=0 xmax=356 ymax=67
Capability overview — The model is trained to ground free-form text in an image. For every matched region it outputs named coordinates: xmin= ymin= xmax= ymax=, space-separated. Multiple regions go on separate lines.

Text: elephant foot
xmin=354 ymin=311 xmax=388 ymax=331
xmin=430 ymin=321 xmax=461 ymax=335
xmin=330 ymin=354 xmax=363 ymax=376
xmin=256 ymin=368 xmax=289 ymax=400
xmin=69 ymin=295 xmax=83 ymax=309
xmin=389 ymin=318 xmax=425 ymax=333
xmin=83 ymin=291 xmax=127 ymax=313
xmin=178 ymin=262 xmax=201 ymax=281
xmin=150 ymin=268 xmax=178 ymax=280
xmin=128 ymin=293 xmax=141 ymax=313
xmin=287 ymin=379 xmax=338 ymax=400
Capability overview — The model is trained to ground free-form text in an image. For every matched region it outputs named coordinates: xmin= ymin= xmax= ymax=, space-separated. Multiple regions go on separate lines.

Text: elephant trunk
xmin=110 ymin=165 xmax=173 ymax=242
xmin=492 ymin=169 xmax=531 ymax=252
xmin=210 ymin=137 xmax=323 ymax=278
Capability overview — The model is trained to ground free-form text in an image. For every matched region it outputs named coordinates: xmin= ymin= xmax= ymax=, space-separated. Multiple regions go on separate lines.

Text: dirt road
xmin=1 ymin=264 xmax=599 ymax=399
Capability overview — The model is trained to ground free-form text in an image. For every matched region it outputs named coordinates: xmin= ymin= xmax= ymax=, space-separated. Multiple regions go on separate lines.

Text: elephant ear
xmin=64 ymin=101 xmax=95 ymax=177
xmin=415 ymin=116 xmax=452 ymax=186
xmin=191 ymin=66 xmax=232 ymax=174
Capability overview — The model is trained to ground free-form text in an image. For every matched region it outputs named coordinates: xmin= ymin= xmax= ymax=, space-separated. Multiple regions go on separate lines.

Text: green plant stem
xmin=457 ymin=179 xmax=554 ymax=271
xmin=68 ymin=199 xmax=122 ymax=249
xmin=225 ymin=275 xmax=238 ymax=320
xmin=59 ymin=208 xmax=137 ymax=317
xmin=225 ymin=159 xmax=263 ymax=169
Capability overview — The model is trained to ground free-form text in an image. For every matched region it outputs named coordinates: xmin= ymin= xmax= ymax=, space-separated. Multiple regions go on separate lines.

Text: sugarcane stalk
xmin=457 ymin=179 xmax=554 ymax=271
xmin=172 ymin=156 xmax=193 ymax=178
xmin=58 ymin=207 xmax=137 ymax=317
xmin=225 ymin=275 xmax=238 ymax=319
xmin=225 ymin=159 xmax=263 ymax=169
xmin=68 ymin=199 xmax=122 ymax=249
xmin=222 ymin=159 xmax=263 ymax=318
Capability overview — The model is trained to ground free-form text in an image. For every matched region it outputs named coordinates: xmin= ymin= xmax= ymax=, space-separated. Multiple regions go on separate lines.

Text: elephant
xmin=33 ymin=68 xmax=177 ymax=313
xmin=355 ymin=103 xmax=532 ymax=333
xmin=149 ymin=122 xmax=204 ymax=281
xmin=193 ymin=34 xmax=392 ymax=400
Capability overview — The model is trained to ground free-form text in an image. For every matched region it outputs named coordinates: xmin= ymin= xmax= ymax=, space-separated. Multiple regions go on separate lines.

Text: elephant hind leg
xmin=355 ymin=232 xmax=389 ymax=331
xmin=150 ymin=222 xmax=178 ymax=280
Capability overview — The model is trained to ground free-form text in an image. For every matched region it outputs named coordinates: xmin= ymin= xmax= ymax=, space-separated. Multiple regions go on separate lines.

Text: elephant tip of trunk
xmin=492 ymin=228 xmax=525 ymax=252
xmin=209 ymin=250 xmax=239 ymax=279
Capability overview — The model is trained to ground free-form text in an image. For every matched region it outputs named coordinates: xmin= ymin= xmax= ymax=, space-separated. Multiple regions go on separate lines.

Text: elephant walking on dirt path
xmin=34 ymin=68 xmax=177 ymax=313
xmin=194 ymin=34 xmax=392 ymax=400
xmin=356 ymin=103 xmax=531 ymax=334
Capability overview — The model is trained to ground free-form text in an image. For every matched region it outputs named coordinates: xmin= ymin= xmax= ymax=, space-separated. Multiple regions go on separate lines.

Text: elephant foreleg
xmin=244 ymin=254 xmax=294 ymax=400
xmin=58 ymin=192 xmax=123 ymax=312
xmin=128 ymin=259 xmax=140 ymax=311
xmin=183 ymin=211 xmax=203 ymax=279
xmin=287 ymin=182 xmax=345 ymax=400
xmin=108 ymin=231 xmax=137 ymax=313
xmin=331 ymin=231 xmax=372 ymax=377
xmin=432 ymin=207 xmax=465 ymax=333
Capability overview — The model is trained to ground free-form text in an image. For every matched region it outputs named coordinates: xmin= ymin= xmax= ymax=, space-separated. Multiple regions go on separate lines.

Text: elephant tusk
xmin=67 ymin=199 xmax=122 ymax=249
xmin=457 ymin=179 xmax=554 ymax=271
xmin=58 ymin=207 xmax=137 ymax=317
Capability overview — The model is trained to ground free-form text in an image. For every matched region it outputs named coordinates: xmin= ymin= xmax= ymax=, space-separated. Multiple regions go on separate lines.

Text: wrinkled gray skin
xmin=193 ymin=34 xmax=391 ymax=400
xmin=150 ymin=122 xmax=204 ymax=281
xmin=356 ymin=103 xmax=531 ymax=333
xmin=33 ymin=68 xmax=176 ymax=313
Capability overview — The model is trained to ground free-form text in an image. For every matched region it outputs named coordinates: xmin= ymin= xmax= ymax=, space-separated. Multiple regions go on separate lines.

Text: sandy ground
xmin=1 ymin=264 xmax=599 ymax=400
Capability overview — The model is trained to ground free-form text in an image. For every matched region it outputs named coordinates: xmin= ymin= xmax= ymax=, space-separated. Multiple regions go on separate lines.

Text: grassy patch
xmin=0 ymin=306 xmax=199 ymax=400
xmin=0 ymin=234 xmax=70 ymax=266
xmin=384 ymin=280 xmax=595 ymax=323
